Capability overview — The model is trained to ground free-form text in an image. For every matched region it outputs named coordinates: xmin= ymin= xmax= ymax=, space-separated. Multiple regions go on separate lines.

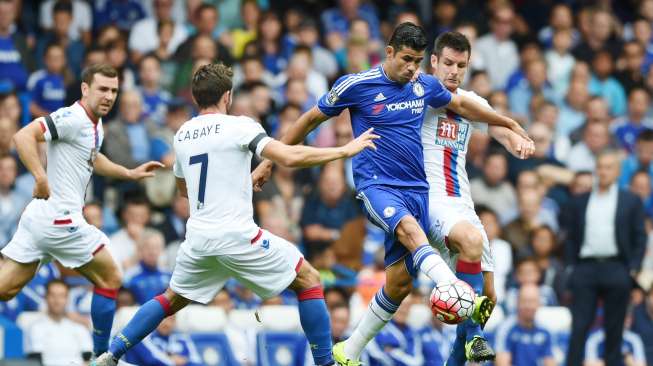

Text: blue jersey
xmin=495 ymin=317 xmax=554 ymax=365
xmin=317 ymin=66 xmax=452 ymax=192
xmin=27 ymin=70 xmax=66 ymax=113
xmin=124 ymin=262 xmax=171 ymax=305
xmin=366 ymin=320 xmax=423 ymax=366
xmin=0 ymin=35 xmax=28 ymax=91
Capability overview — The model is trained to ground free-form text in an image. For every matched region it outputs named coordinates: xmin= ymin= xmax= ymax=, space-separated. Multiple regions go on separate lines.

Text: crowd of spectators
xmin=1 ymin=0 xmax=653 ymax=365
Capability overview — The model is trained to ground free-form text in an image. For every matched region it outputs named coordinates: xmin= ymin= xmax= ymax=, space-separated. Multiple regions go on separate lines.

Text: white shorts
xmin=170 ymin=229 xmax=304 ymax=304
xmin=428 ymin=198 xmax=495 ymax=272
xmin=1 ymin=202 xmax=108 ymax=268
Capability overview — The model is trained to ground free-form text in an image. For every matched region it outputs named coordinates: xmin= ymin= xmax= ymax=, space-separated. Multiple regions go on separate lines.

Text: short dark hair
xmin=46 ymin=279 xmax=69 ymax=294
xmin=81 ymin=63 xmax=118 ymax=86
xmin=433 ymin=31 xmax=471 ymax=58
xmin=388 ymin=22 xmax=428 ymax=52
xmin=53 ymin=0 xmax=72 ymax=14
xmin=191 ymin=63 xmax=233 ymax=109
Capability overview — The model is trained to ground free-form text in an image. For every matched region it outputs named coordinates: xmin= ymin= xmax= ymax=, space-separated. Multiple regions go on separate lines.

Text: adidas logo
xmin=374 ymin=92 xmax=386 ymax=102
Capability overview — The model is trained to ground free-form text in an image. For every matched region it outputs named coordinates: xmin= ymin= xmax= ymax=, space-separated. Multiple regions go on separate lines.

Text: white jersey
xmin=172 ymin=113 xmax=272 ymax=254
xmin=422 ymin=88 xmax=489 ymax=205
xmin=37 ymin=102 xmax=104 ymax=214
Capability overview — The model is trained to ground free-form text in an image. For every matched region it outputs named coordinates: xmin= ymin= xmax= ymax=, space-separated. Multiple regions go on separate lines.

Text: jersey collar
xmin=76 ymin=101 xmax=100 ymax=125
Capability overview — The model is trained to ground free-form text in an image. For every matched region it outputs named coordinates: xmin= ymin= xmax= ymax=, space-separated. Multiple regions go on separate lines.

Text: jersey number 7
xmin=189 ymin=153 xmax=208 ymax=209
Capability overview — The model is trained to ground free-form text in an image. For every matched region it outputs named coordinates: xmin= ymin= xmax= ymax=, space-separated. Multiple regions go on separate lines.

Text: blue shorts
xmin=356 ymin=185 xmax=429 ymax=277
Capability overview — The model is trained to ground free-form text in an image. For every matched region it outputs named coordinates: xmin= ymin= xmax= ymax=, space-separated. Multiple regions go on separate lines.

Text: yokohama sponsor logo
xmin=386 ymin=99 xmax=424 ymax=111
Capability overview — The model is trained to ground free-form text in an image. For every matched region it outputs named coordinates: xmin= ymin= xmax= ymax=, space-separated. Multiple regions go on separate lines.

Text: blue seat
xmin=190 ymin=333 xmax=238 ymax=366
xmin=257 ymin=332 xmax=307 ymax=366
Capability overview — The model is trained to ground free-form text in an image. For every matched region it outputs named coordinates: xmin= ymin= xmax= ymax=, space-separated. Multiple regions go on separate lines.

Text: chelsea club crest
xmin=413 ymin=82 xmax=424 ymax=97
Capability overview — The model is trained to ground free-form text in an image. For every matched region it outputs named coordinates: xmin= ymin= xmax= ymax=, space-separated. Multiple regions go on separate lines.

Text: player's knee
xmin=296 ymin=263 xmax=321 ymax=289
xmin=458 ymin=230 xmax=483 ymax=261
xmin=98 ymin=271 xmax=123 ymax=290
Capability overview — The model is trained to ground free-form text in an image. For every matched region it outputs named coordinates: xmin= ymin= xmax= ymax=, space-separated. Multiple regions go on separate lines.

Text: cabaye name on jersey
xmin=177 ymin=123 xmax=222 ymax=142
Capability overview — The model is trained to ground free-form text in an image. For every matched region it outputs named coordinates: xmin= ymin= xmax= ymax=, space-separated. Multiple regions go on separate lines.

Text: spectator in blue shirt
xmin=93 ymin=0 xmax=146 ymax=32
xmin=0 ymin=0 xmax=31 ymax=92
xmin=35 ymin=1 xmax=85 ymax=75
xmin=631 ymin=286 xmax=653 ymax=364
xmin=588 ymin=50 xmax=627 ymax=117
xmin=495 ymin=284 xmax=556 ymax=366
xmin=137 ymin=54 xmax=171 ymax=127
xmin=321 ymin=0 xmax=381 ymax=43
xmin=124 ymin=228 xmax=171 ymax=305
xmin=629 ymin=171 xmax=653 ymax=220
xmin=610 ymin=88 xmax=653 ymax=153
xmin=584 ymin=326 xmax=647 ymax=366
xmin=365 ymin=294 xmax=423 ymax=366
xmin=27 ymin=43 xmax=67 ymax=118
xmin=300 ymin=162 xmax=362 ymax=258
xmin=618 ymin=129 xmax=653 ymax=188
xmin=508 ymin=58 xmax=558 ymax=121
xmin=124 ymin=315 xmax=202 ymax=366
xmin=419 ymin=318 xmax=450 ymax=366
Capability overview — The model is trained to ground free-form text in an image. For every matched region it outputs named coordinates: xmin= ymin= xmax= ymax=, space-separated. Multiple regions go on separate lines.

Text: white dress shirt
xmin=581 ymin=184 xmax=619 ymax=258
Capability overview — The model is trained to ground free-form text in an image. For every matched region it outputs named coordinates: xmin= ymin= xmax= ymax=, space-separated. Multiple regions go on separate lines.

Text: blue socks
xmin=108 ymin=295 xmax=171 ymax=359
xmin=447 ymin=260 xmax=484 ymax=365
xmin=91 ymin=288 xmax=118 ymax=355
xmin=297 ymin=286 xmax=334 ymax=366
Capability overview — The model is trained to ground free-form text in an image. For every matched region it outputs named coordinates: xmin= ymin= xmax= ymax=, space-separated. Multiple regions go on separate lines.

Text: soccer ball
xmin=429 ymin=280 xmax=476 ymax=324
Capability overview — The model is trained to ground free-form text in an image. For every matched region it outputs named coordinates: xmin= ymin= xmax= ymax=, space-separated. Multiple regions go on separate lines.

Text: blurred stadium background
xmin=0 ymin=0 xmax=652 ymax=365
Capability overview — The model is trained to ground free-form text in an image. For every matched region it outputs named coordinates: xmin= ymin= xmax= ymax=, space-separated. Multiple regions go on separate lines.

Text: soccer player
xmin=92 ymin=63 xmax=379 ymax=366
xmin=251 ymin=23 xmax=530 ymax=365
xmin=0 ymin=64 xmax=164 ymax=357
xmin=423 ymin=31 xmax=535 ymax=363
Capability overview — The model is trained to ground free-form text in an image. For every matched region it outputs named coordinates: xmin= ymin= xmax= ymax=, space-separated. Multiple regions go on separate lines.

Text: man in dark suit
xmin=563 ymin=150 xmax=647 ymax=366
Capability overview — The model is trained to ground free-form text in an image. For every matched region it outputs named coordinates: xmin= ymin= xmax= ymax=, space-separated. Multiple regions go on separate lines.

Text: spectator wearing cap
xmin=563 ymin=150 xmax=646 ymax=366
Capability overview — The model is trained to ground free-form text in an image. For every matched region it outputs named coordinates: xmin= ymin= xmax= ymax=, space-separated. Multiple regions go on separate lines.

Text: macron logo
xmin=374 ymin=92 xmax=386 ymax=102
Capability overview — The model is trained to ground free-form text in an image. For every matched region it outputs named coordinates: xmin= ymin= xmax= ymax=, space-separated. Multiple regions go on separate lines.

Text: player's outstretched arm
xmin=93 ymin=153 xmax=164 ymax=180
xmin=13 ymin=120 xmax=49 ymax=199
xmin=252 ymin=106 xmax=331 ymax=189
xmin=447 ymin=94 xmax=531 ymax=141
xmin=260 ymin=127 xmax=379 ymax=168
xmin=488 ymin=126 xmax=535 ymax=160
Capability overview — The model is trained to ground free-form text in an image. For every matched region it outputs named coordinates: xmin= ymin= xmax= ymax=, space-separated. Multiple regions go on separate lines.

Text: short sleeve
xmin=317 ymin=74 xmax=359 ymax=117
xmin=465 ymin=91 xmax=491 ymax=133
xmin=237 ymin=118 xmax=272 ymax=158
xmin=41 ymin=108 xmax=78 ymax=142
xmin=422 ymin=75 xmax=452 ymax=109
xmin=173 ymin=157 xmax=184 ymax=178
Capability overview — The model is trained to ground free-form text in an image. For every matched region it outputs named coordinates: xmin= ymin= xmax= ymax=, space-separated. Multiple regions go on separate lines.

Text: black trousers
xmin=566 ymin=260 xmax=632 ymax=366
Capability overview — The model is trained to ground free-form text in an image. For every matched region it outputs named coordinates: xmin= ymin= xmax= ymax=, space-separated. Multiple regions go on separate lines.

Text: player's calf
xmin=290 ymin=260 xmax=335 ymax=366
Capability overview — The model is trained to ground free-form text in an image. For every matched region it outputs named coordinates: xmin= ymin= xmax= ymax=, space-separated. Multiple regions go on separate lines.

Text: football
xmin=429 ymin=280 xmax=476 ymax=324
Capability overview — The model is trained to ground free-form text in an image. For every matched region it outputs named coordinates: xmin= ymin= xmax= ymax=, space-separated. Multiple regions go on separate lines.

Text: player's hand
xmin=128 ymin=161 xmax=165 ymax=180
xmin=508 ymin=134 xmax=536 ymax=160
xmin=410 ymin=68 xmax=422 ymax=82
xmin=33 ymin=176 xmax=51 ymax=199
xmin=342 ymin=128 xmax=380 ymax=157
xmin=170 ymin=355 xmax=188 ymax=366
xmin=508 ymin=120 xmax=532 ymax=143
xmin=252 ymin=160 xmax=273 ymax=192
